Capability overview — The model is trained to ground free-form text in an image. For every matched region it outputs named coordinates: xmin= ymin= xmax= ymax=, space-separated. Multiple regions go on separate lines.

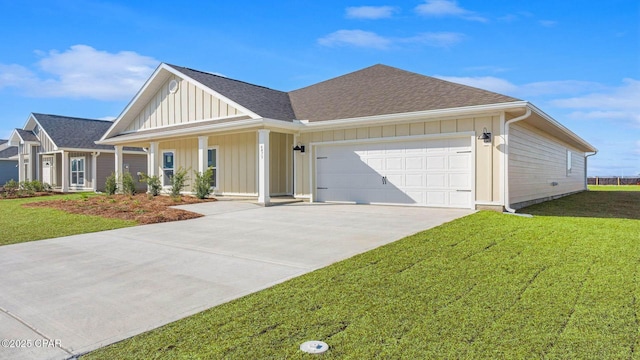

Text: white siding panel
xmin=509 ymin=122 xmax=585 ymax=205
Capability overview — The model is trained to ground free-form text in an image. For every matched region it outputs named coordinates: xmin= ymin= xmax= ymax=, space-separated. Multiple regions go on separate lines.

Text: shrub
xmin=139 ymin=173 xmax=162 ymax=196
xmin=3 ymin=180 xmax=19 ymax=197
xmin=105 ymin=172 xmax=117 ymax=195
xmin=193 ymin=168 xmax=213 ymax=199
xmin=122 ymin=172 xmax=137 ymax=196
xmin=170 ymin=167 xmax=189 ymax=198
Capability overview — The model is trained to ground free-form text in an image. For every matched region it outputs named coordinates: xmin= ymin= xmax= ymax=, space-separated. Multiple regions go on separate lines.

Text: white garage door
xmin=315 ymin=137 xmax=473 ymax=208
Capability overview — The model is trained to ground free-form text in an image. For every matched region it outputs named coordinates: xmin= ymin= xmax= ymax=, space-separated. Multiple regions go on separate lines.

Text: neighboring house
xmin=0 ymin=139 xmax=19 ymax=185
xmin=9 ymin=114 xmax=147 ymax=192
xmin=98 ymin=63 xmax=597 ymax=210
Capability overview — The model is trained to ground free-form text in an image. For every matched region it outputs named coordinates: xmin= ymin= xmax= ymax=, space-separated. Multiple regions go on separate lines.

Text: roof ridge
xmin=165 ymin=63 xmax=288 ymax=94
xmin=32 ymin=113 xmax=113 ymax=123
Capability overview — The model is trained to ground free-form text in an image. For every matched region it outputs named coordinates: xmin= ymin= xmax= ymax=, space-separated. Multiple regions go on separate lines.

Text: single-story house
xmin=98 ymin=63 xmax=597 ymax=211
xmin=0 ymin=139 xmax=19 ymax=185
xmin=9 ymin=113 xmax=147 ymax=192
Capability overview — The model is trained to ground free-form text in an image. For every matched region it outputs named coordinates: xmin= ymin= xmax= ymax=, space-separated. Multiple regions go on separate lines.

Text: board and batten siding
xmin=269 ymin=132 xmax=292 ymax=195
xmin=36 ymin=132 xmax=57 ymax=153
xmin=96 ymin=153 xmax=147 ymax=192
xmin=156 ymin=132 xmax=258 ymax=195
xmin=295 ymin=116 xmax=502 ymax=204
xmin=508 ymin=122 xmax=585 ymax=206
xmin=125 ymin=75 xmax=246 ymax=133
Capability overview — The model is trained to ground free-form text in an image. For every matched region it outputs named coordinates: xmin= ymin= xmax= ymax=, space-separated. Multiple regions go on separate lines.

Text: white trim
xmin=309 ymin=132 xmax=475 ymax=209
xmin=57 ymin=147 xmax=144 ymax=155
xmin=257 ymin=129 xmax=270 ymax=204
xmin=161 ymin=149 xmax=176 ymax=187
xmin=309 ymin=131 xmax=474 ymax=147
xmin=300 ymin=102 xmax=527 ymax=131
xmin=503 ymin=108 xmax=532 ymax=213
xmin=70 ymin=156 xmax=86 ymax=186
xmin=91 ymin=152 xmax=101 ymax=191
xmin=216 ymin=192 xmax=259 ymax=197
xmin=499 ymin=112 xmax=506 ymax=206
xmin=117 ymin=114 xmax=249 ymax=136
xmin=207 ymin=145 xmax=219 ymax=190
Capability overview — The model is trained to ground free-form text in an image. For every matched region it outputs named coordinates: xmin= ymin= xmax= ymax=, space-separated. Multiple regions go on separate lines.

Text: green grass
xmin=86 ymin=191 xmax=640 ymax=359
xmin=588 ymin=185 xmax=640 ymax=192
xmin=0 ymin=194 xmax=136 ymax=246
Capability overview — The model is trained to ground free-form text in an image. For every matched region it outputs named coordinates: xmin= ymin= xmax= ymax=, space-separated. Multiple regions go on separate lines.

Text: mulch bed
xmin=23 ymin=194 xmax=217 ymax=224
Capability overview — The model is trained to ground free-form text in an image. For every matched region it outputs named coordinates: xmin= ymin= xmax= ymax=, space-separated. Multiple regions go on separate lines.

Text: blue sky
xmin=0 ymin=0 xmax=638 ymax=176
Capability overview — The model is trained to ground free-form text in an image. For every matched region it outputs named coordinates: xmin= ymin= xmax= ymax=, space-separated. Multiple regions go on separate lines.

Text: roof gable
xmin=167 ymin=65 xmax=296 ymax=121
xmin=32 ymin=113 xmax=116 ymax=150
xmin=288 ymin=64 xmax=521 ymax=122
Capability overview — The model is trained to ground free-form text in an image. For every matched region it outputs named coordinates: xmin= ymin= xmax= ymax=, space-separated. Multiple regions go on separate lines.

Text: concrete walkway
xmin=0 ymin=202 xmax=473 ymax=360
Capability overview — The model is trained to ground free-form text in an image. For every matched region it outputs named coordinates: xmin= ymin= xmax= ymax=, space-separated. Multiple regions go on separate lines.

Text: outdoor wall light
xmin=293 ymin=143 xmax=306 ymax=153
xmin=479 ymin=128 xmax=492 ymax=143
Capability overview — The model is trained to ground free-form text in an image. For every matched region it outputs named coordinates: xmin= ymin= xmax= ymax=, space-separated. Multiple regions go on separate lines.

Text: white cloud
xmin=551 ymin=79 xmax=640 ymax=126
xmin=415 ymin=0 xmax=487 ymax=22
xmin=319 ymin=30 xmax=464 ymax=49
xmin=435 ymin=76 xmax=606 ymax=98
xmin=435 ymin=75 xmax=518 ymax=94
xmin=539 ymin=20 xmax=558 ymax=27
xmin=0 ymin=45 xmax=158 ymax=101
xmin=318 ymin=30 xmax=391 ymax=49
xmin=403 ymin=32 xmax=465 ymax=48
xmin=346 ymin=6 xmax=397 ymax=19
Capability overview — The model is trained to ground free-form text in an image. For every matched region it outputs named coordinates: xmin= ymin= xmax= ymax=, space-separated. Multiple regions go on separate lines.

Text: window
xmin=162 ymin=151 xmax=175 ymax=186
xmin=207 ymin=147 xmax=218 ymax=188
xmin=70 ymin=157 xmax=85 ymax=186
xmin=566 ymin=150 xmax=572 ymax=176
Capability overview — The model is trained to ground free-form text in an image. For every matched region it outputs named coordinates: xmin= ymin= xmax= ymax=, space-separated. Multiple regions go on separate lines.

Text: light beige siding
xmin=269 ymin=132 xmax=292 ymax=195
xmin=509 ymin=122 xmax=585 ymax=206
xmin=295 ymin=116 xmax=503 ymax=204
xmin=125 ymin=75 xmax=246 ymax=132
xmin=156 ymin=132 xmax=258 ymax=195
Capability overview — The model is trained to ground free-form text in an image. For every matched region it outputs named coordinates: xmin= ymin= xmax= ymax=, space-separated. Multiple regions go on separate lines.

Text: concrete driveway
xmin=0 ymin=202 xmax=472 ymax=360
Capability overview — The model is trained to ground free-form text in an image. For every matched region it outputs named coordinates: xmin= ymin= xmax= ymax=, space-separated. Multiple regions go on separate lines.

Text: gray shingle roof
xmin=0 ymin=146 xmax=17 ymax=159
xmin=16 ymin=129 xmax=39 ymax=142
xmin=33 ymin=114 xmax=116 ymax=150
xmin=0 ymin=139 xmax=7 ymax=146
xmin=288 ymin=64 xmax=521 ymax=122
xmin=167 ymin=64 xmax=297 ymax=121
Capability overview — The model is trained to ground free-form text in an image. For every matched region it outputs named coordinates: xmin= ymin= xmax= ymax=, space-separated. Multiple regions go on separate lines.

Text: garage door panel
xmin=316 ymin=137 xmax=472 ymax=208
xmin=385 ymin=157 xmax=403 ymax=170
xmin=449 ymin=155 xmax=470 ymax=170
xmin=426 ymin=173 xmax=446 ymax=187
xmin=405 ymin=157 xmax=424 ymax=170
xmin=426 ymin=156 xmax=445 ymax=170
xmin=449 ymin=191 xmax=472 ymax=207
xmin=449 ymin=173 xmax=471 ymax=188
xmin=405 ymin=174 xmax=424 ymax=187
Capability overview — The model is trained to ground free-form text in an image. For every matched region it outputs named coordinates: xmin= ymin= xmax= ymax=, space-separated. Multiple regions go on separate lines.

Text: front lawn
xmin=85 ymin=189 xmax=640 ymax=359
xmin=0 ymin=194 xmax=136 ymax=246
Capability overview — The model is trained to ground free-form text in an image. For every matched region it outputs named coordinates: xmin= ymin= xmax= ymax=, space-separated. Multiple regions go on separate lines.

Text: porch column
xmin=91 ymin=152 xmax=100 ymax=191
xmin=257 ymin=129 xmax=270 ymax=205
xmin=148 ymin=142 xmax=158 ymax=177
xmin=18 ymin=153 xmax=24 ymax=182
xmin=62 ymin=152 xmax=69 ymax=192
xmin=198 ymin=136 xmax=208 ymax=174
xmin=114 ymin=145 xmax=123 ymax=192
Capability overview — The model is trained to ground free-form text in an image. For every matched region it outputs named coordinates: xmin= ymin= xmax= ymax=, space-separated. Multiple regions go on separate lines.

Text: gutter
xmin=503 ymin=106 xmax=532 ymax=213
xmin=584 ymin=151 xmax=598 ymax=190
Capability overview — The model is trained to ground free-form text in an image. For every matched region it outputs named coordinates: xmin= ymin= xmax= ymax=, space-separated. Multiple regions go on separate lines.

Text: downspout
xmin=503 ymin=107 xmax=532 ymax=213
xmin=584 ymin=151 xmax=598 ymax=190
